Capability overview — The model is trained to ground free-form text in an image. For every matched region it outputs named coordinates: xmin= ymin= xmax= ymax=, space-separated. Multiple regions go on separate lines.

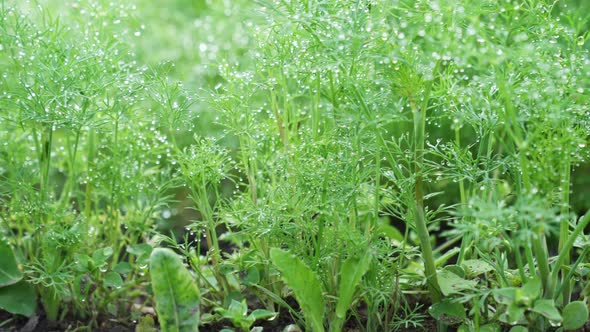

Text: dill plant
xmin=208 ymin=0 xmax=448 ymax=328
xmin=0 ymin=0 xmax=588 ymax=331
xmin=207 ymin=0 xmax=590 ymax=330
xmin=0 ymin=1 xmax=179 ymax=325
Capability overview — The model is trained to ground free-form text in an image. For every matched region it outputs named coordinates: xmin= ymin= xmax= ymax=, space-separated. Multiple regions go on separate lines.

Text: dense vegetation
xmin=1 ymin=0 xmax=589 ymax=331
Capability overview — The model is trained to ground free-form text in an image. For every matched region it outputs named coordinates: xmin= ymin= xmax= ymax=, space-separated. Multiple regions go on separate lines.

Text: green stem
xmin=84 ymin=130 xmax=96 ymax=218
xmin=371 ymin=133 xmax=381 ymax=238
xmin=270 ymin=88 xmax=288 ymax=148
xmin=532 ymin=232 xmax=551 ymax=296
xmin=109 ymin=117 xmax=121 ymax=263
xmin=513 ymin=237 xmax=528 ymax=283
xmin=558 ymin=156 xmax=572 ymax=304
xmin=37 ymin=125 xmax=54 ymax=231
xmin=197 ymin=181 xmax=228 ymax=295
xmin=311 ymin=73 xmax=321 ymax=139
xmin=238 ymin=136 xmax=257 ymax=205
xmin=41 ymin=126 xmax=54 ymax=203
xmin=554 ymin=247 xmax=589 ymax=301
xmin=59 ymin=129 xmax=81 ymax=209
xmin=40 ymin=287 xmax=60 ymax=321
xmin=550 ymin=211 xmax=590 ymax=300
xmin=455 ymin=125 xmax=470 ymax=265
xmin=412 ymin=103 xmax=442 ymax=304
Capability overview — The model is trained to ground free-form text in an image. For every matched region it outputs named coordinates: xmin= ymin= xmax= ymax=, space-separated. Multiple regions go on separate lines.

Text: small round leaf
xmin=104 ymin=271 xmax=123 ymax=289
xmin=562 ymin=301 xmax=589 ymax=331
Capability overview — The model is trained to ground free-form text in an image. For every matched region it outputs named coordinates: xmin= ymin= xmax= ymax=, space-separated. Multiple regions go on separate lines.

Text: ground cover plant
xmin=0 ymin=0 xmax=589 ymax=331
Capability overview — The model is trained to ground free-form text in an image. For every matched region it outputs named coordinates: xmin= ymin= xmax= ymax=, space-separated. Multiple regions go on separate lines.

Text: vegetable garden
xmin=1 ymin=0 xmax=589 ymax=331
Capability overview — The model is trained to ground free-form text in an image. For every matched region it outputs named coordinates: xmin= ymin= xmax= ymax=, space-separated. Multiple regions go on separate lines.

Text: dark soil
xmin=3 ymin=307 xmax=590 ymax=332
xmin=0 ymin=310 xmax=129 ymax=332
xmin=1 ymin=306 xmax=440 ymax=332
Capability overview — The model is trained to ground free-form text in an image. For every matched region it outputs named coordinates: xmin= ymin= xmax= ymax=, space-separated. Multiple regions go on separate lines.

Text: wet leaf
xmin=333 ymin=252 xmax=371 ymax=331
xmin=104 ymin=271 xmax=123 ymax=289
xmin=461 ymin=259 xmax=493 ymax=276
xmin=438 ymin=269 xmax=477 ymax=296
xmin=531 ymin=299 xmax=561 ymax=322
xmin=429 ymin=299 xmax=466 ymax=325
xmin=150 ymin=248 xmax=200 ymax=332
xmin=562 ymin=301 xmax=588 ymax=330
xmin=270 ymin=248 xmax=325 ymax=332
xmin=0 ymin=240 xmax=22 ymax=287
xmin=0 ymin=280 xmax=37 ymax=317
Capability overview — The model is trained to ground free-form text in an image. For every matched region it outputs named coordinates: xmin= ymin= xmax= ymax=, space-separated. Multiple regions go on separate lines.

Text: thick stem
xmin=197 ymin=181 xmax=228 ymax=295
xmin=109 ymin=118 xmax=121 ymax=263
xmin=550 ymin=210 xmax=590 ymax=300
xmin=59 ymin=129 xmax=81 ymax=209
xmin=412 ymin=104 xmax=442 ymax=304
xmin=532 ymin=232 xmax=551 ymax=296
xmin=455 ymin=125 xmax=470 ymax=265
xmin=40 ymin=126 xmax=54 ymax=205
xmin=270 ymin=88 xmax=288 ymax=148
xmin=40 ymin=287 xmax=59 ymax=321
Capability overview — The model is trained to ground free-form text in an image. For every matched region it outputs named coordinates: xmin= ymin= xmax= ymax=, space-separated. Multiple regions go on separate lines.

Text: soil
xmin=0 ymin=306 xmax=440 ymax=332
xmin=2 ymin=307 xmax=590 ymax=332
xmin=0 ymin=310 xmax=129 ymax=332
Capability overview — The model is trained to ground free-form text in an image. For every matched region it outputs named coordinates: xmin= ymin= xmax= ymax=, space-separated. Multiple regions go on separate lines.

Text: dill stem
xmin=558 ymin=156 xmax=571 ymax=304
xmin=412 ymin=101 xmax=442 ymax=304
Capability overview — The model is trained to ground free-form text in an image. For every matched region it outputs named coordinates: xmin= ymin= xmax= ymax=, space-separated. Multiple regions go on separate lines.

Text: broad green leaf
xmin=532 ymin=299 xmax=561 ymax=322
xmin=0 ymin=240 xmax=22 ymax=287
xmin=113 ymin=262 xmax=133 ymax=275
xmin=219 ymin=263 xmax=235 ymax=276
xmin=104 ymin=271 xmax=123 ymax=289
xmin=223 ymin=291 xmax=245 ymax=308
xmin=509 ymin=327 xmax=528 ymax=332
xmin=128 ymin=243 xmax=153 ymax=260
xmin=92 ymin=247 xmax=113 ymax=264
xmin=438 ymin=269 xmax=477 ymax=296
xmin=270 ymin=248 xmax=325 ymax=332
xmin=459 ymin=323 xmax=501 ymax=332
xmin=457 ymin=324 xmax=469 ymax=332
xmin=443 ymin=265 xmax=466 ymax=278
xmin=375 ymin=224 xmax=404 ymax=242
xmin=0 ymin=280 xmax=37 ymax=316
xmin=332 ymin=253 xmax=371 ymax=331
xmin=518 ymin=278 xmax=541 ymax=304
xmin=562 ymin=301 xmax=588 ymax=330
xmin=461 ymin=259 xmax=493 ymax=276
xmin=479 ymin=323 xmax=501 ymax=332
xmin=493 ymin=287 xmax=517 ymax=305
xmin=335 ymin=253 xmax=371 ymax=319
xmin=150 ymin=248 xmax=200 ymax=332
xmin=74 ymin=254 xmax=94 ymax=272
xmin=429 ymin=299 xmax=466 ymax=325
xmin=242 ymin=266 xmax=260 ymax=286
xmin=226 ymin=299 xmax=248 ymax=319
xmin=249 ymin=309 xmax=277 ymax=321
xmin=506 ymin=302 xmax=526 ymax=324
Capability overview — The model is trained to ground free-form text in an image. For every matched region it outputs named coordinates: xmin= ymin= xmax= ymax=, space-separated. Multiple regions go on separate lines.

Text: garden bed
xmin=1 ymin=0 xmax=589 ymax=331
